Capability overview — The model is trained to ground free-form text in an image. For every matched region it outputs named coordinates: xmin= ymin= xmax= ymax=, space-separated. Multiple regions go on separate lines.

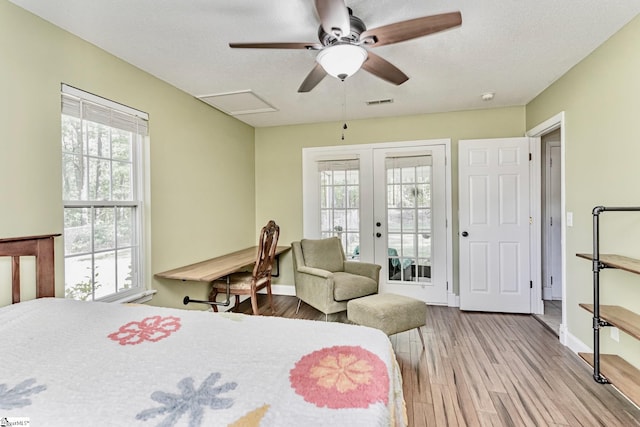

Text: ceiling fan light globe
xmin=316 ymin=44 xmax=368 ymax=80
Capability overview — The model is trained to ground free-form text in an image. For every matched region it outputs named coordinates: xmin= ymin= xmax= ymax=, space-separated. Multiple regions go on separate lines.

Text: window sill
xmin=99 ymin=289 xmax=157 ymax=304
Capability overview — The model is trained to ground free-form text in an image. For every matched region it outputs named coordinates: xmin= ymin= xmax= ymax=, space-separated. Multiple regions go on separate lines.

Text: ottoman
xmin=347 ymin=293 xmax=426 ymax=347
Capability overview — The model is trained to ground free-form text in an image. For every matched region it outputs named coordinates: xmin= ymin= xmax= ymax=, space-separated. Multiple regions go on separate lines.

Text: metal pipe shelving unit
xmin=588 ymin=205 xmax=640 ymax=384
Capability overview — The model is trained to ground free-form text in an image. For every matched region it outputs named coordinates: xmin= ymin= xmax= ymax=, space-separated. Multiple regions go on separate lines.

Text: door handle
xmin=376 ymin=232 xmax=382 ymax=238
xmin=461 ymin=231 xmax=469 ymax=237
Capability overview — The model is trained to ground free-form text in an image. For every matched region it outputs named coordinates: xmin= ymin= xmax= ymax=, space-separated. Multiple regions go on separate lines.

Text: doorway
xmin=537 ymin=129 xmax=562 ymax=334
xmin=527 ymin=113 xmax=566 ymax=340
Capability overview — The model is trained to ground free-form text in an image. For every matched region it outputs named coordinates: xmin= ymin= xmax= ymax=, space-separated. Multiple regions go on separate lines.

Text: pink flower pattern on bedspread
xmin=289 ymin=345 xmax=389 ymax=409
xmin=108 ymin=316 xmax=181 ymax=345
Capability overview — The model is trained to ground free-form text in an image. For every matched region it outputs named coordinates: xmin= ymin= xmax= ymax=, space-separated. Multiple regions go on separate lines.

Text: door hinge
xmin=446 ymin=281 xmax=449 ymax=290
xmin=550 ymin=276 xmax=553 ymax=285
xmin=529 ymin=153 xmax=532 ymax=161
xmin=550 ymin=216 xmax=553 ymax=226
xmin=530 ymin=280 xmax=533 ymax=289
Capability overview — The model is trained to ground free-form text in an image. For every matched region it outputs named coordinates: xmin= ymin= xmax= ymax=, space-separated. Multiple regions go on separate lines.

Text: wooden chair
xmin=209 ymin=220 xmax=280 ymax=315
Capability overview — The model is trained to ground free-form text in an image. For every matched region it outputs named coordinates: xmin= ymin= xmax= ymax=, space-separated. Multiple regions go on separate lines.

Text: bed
xmin=0 ymin=297 xmax=407 ymax=426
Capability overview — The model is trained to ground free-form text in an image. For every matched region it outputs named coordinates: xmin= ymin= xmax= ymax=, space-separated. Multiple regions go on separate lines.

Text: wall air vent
xmin=365 ymin=98 xmax=394 ymax=106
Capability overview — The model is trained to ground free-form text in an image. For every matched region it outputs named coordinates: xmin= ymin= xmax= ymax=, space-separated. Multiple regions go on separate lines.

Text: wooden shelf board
xmin=579 ymin=304 xmax=640 ymax=340
xmin=579 ymin=353 xmax=640 ymax=407
xmin=576 ymin=253 xmax=640 ymax=275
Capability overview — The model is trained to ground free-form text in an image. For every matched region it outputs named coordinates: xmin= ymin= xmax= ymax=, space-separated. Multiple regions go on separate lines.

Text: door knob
xmin=376 ymin=232 xmax=382 ymax=238
xmin=461 ymin=231 xmax=469 ymax=237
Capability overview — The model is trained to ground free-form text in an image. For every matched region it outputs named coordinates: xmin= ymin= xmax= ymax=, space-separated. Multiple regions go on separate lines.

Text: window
xmin=61 ymin=85 xmax=148 ymax=301
xmin=318 ymin=159 xmax=360 ymax=259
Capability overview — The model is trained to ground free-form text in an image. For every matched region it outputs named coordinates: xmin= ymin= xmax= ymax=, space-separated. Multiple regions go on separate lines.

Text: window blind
xmin=61 ymin=84 xmax=148 ymax=135
xmin=317 ymin=158 xmax=360 ymax=172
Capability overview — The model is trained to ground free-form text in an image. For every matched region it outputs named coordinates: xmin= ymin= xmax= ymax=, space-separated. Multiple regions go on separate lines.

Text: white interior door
xmin=459 ymin=138 xmax=531 ymax=313
xmin=373 ymin=145 xmax=448 ymax=304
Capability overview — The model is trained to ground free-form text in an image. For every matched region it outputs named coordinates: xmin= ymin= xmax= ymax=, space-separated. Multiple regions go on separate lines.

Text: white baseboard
xmin=562 ymin=326 xmax=592 ymax=354
xmin=268 ymin=284 xmax=296 ymax=297
xmin=222 ymin=284 xmax=296 ymax=310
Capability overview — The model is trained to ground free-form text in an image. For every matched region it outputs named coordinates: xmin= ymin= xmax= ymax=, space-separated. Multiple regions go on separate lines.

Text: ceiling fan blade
xmin=298 ymin=63 xmax=328 ymax=92
xmin=361 ymin=52 xmax=409 ymax=85
xmin=361 ymin=11 xmax=462 ymax=47
xmin=314 ymin=0 xmax=350 ymax=38
xmin=229 ymin=42 xmax=322 ymax=50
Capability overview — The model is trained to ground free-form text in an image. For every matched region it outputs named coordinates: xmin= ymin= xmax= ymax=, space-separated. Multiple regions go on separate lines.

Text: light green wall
xmin=0 ymin=0 xmax=256 ymax=308
xmin=255 ymin=107 xmax=526 ymax=292
xmin=526 ymin=15 xmax=640 ymax=366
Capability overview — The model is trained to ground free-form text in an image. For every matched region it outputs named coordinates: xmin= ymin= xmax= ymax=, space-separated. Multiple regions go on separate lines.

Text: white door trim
xmin=526 ymin=112 xmax=567 ymax=343
xmin=302 ymin=139 xmax=455 ymax=305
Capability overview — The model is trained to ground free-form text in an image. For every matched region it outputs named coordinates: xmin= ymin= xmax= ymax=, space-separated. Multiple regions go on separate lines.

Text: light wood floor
xmin=232 ymin=295 xmax=640 ymax=426
xmin=534 ymin=300 xmax=562 ymax=336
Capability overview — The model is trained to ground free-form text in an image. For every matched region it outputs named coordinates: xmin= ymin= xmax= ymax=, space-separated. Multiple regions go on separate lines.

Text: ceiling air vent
xmin=197 ymin=90 xmax=277 ymax=115
xmin=365 ymin=98 xmax=394 ymax=106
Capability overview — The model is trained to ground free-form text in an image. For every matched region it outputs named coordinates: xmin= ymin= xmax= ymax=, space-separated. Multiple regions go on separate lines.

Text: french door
xmin=303 ymin=140 xmax=450 ymax=305
xmin=373 ymin=145 xmax=448 ymax=303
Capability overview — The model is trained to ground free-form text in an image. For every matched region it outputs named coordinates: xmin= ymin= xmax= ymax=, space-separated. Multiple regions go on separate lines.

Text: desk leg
xmin=272 ymin=254 xmax=281 ymax=277
xmin=183 ymin=276 xmax=232 ymax=310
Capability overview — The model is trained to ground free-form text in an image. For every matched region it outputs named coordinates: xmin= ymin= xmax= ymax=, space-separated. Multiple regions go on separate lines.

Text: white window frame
xmin=61 ymin=84 xmax=150 ymax=303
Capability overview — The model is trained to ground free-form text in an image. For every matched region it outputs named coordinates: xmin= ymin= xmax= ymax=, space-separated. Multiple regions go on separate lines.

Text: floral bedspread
xmin=0 ymin=298 xmax=406 ymax=426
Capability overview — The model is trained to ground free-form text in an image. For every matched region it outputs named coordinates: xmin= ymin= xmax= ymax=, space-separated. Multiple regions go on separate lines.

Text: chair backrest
xmin=252 ymin=220 xmax=280 ymax=281
xmin=299 ymin=237 xmax=345 ymax=272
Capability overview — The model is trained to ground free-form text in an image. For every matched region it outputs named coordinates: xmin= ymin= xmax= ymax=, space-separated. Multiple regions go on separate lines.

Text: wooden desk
xmin=155 ymin=245 xmax=290 ymax=283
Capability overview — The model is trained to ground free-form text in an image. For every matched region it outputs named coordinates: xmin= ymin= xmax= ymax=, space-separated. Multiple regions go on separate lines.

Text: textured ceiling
xmin=9 ymin=0 xmax=640 ymax=127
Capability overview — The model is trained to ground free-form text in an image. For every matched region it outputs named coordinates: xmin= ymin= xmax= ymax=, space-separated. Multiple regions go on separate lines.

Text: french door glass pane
xmin=385 ymin=155 xmax=432 ymax=282
xmin=318 ymin=159 xmax=360 ymax=259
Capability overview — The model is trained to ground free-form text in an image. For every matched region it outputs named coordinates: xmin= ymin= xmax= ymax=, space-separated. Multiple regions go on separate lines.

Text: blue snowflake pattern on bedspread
xmin=136 ymin=373 xmax=237 ymax=427
xmin=0 ymin=379 xmax=46 ymax=410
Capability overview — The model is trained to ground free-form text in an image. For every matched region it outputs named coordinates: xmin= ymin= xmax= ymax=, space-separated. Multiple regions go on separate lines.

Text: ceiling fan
xmin=229 ymin=0 xmax=462 ymax=92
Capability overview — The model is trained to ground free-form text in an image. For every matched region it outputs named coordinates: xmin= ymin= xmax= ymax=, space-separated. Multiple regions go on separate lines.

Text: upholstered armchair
xmin=291 ymin=237 xmax=381 ymax=318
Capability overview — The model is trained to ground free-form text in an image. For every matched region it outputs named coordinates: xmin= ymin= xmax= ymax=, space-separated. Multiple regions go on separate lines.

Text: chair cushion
xmin=211 ymin=272 xmax=268 ymax=291
xmin=332 ymin=272 xmax=378 ymax=301
xmin=300 ymin=237 xmax=344 ymax=272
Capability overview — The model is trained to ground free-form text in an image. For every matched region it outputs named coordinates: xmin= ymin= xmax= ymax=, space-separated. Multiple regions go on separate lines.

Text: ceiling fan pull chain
xmin=341 ymin=81 xmax=348 ymax=140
